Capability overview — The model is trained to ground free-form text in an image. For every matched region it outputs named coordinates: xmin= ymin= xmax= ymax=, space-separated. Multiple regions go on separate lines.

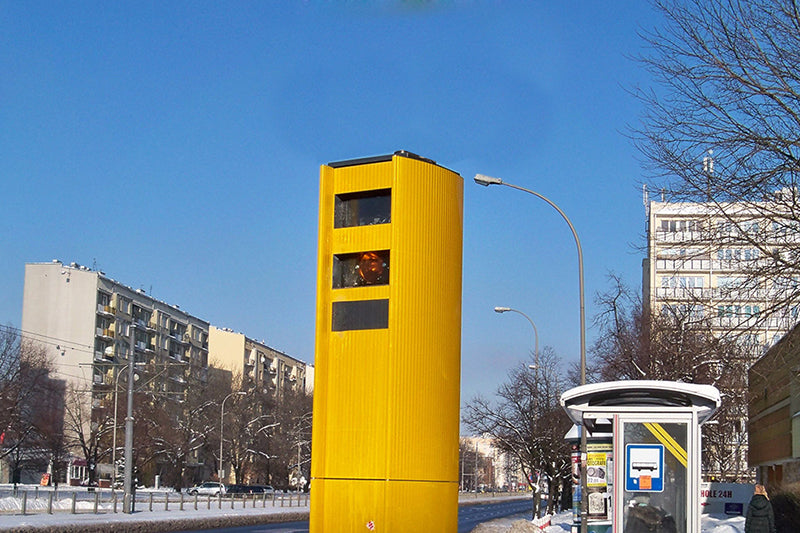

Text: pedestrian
xmin=745 ymin=484 xmax=776 ymax=533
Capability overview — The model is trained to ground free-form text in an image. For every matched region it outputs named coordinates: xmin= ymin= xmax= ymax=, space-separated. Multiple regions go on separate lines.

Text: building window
xmin=660 ymin=219 xmax=698 ymax=232
xmin=661 ymin=276 xmax=704 ymax=288
xmin=773 ymin=277 xmax=799 ymax=292
xmin=117 ymin=297 xmax=130 ymax=315
xmin=132 ymin=305 xmax=151 ymax=326
xmin=661 ymin=304 xmax=705 ymax=319
xmin=717 ymin=277 xmax=746 ymax=288
xmin=717 ymin=305 xmax=741 ymax=318
xmin=334 ymin=189 xmax=391 ymax=228
xmin=744 ymin=221 xmax=759 ymax=234
xmin=716 ymin=221 xmax=735 ymax=235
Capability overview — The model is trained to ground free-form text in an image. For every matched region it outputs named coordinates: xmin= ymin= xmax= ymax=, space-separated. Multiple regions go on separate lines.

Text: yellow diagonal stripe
xmin=644 ymin=422 xmax=688 ymax=468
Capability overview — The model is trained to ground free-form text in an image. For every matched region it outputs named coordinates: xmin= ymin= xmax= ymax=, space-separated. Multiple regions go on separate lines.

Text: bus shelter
xmin=561 ymin=381 xmax=721 ymax=533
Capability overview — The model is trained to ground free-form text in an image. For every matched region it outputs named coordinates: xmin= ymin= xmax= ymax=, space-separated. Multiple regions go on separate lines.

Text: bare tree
xmin=636 ymin=0 xmax=800 ymax=324
xmin=593 ymin=275 xmax=727 ymax=383
xmin=591 ymin=276 xmax=752 ymax=480
xmin=138 ymin=364 xmax=219 ymax=489
xmin=63 ymin=386 xmax=114 ymax=485
xmin=462 ymin=347 xmax=573 ymax=517
xmin=32 ymin=377 xmax=69 ymax=486
xmin=225 ymin=385 xmax=312 ymax=489
xmin=0 ymin=326 xmax=55 ymax=485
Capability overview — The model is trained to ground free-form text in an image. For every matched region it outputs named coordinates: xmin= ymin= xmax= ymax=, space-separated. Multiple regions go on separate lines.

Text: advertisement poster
xmin=586 ymin=443 xmax=613 ymax=520
xmin=587 ymin=452 xmax=608 ymax=488
xmin=571 ymin=448 xmax=581 ymax=520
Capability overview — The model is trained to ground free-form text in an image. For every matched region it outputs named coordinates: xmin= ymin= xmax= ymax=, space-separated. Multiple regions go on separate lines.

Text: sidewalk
xmin=0 ymin=490 xmax=533 ymax=533
xmin=0 ymin=504 xmax=308 ymax=532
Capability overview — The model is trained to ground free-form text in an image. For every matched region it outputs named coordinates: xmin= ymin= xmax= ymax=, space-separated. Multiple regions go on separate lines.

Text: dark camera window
xmin=333 ymin=251 xmax=390 ymax=288
xmin=334 ymin=189 xmax=391 ymax=228
xmin=332 ymin=299 xmax=389 ymax=331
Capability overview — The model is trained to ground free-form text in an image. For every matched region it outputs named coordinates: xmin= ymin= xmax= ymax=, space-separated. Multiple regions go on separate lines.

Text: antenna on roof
xmin=703 ymin=149 xmax=714 ymax=201
xmin=702 ymin=149 xmax=714 ymax=174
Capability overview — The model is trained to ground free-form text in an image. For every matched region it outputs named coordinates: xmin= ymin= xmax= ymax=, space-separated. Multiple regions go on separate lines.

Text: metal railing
xmin=0 ymin=487 xmax=309 ymax=516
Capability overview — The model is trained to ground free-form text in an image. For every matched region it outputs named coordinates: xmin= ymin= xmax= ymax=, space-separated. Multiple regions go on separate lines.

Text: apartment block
xmin=644 ymin=199 xmax=800 ymax=352
xmin=209 ymin=326 xmax=313 ymax=396
xmin=22 ymin=260 xmax=210 ymax=402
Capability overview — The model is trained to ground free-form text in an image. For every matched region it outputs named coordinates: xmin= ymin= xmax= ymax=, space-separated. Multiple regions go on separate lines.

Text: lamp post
xmin=123 ymin=324 xmax=137 ymax=514
xmin=112 ymin=363 xmax=130 ymax=491
xmin=475 ymin=173 xmax=587 ymax=532
xmin=219 ymin=391 xmax=247 ymax=483
xmin=494 ymin=305 xmax=543 ymax=517
xmin=494 ymin=306 xmax=539 ymax=375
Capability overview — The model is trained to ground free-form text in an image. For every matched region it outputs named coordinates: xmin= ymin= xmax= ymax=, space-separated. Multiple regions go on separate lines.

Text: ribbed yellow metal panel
xmin=387 ymin=156 xmax=463 ymax=483
xmin=311 ymin=152 xmax=463 ymax=532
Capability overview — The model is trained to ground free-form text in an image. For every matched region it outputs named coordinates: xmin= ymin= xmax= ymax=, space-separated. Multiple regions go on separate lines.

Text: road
xmin=174 ymin=498 xmax=533 ymax=533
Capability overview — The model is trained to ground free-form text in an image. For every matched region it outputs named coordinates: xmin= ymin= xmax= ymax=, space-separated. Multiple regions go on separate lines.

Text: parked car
xmin=227 ymin=484 xmax=275 ymax=494
xmin=188 ymin=481 xmax=226 ymax=496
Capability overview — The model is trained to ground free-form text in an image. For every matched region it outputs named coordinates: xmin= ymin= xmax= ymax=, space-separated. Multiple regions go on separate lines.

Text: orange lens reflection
xmin=357 ymin=252 xmax=385 ymax=284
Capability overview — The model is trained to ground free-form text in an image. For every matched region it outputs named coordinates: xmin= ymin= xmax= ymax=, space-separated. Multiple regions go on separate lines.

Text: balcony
xmin=655 ymin=259 xmax=711 ymax=272
xmin=654 ymin=230 xmax=703 ymax=243
xmin=704 ymin=287 xmax=766 ymax=301
xmin=97 ymin=304 xmax=116 ymax=316
xmin=655 ymin=286 xmax=772 ymax=302
xmin=654 ymin=287 xmax=708 ymax=300
xmin=710 ymin=316 xmax=761 ymax=329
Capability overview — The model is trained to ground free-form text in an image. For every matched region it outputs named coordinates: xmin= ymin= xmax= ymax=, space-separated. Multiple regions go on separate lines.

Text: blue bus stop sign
xmin=625 ymin=444 xmax=664 ymax=492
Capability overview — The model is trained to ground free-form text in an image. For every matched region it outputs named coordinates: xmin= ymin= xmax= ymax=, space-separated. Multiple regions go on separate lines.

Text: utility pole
xmin=123 ymin=324 xmax=136 ymax=513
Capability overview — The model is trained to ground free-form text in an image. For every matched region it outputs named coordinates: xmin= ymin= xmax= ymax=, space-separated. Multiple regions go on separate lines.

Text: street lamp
xmin=123 ymin=324 xmax=137 ymax=514
xmin=112 ymin=362 xmax=137 ymax=491
xmin=219 ymin=391 xmax=247 ymax=482
xmin=476 ymin=173 xmax=587 ymax=531
xmin=494 ymin=306 xmax=539 ymax=374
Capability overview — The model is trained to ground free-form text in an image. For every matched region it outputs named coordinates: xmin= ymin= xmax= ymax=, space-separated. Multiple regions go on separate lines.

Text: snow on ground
xmin=0 ymin=485 xmax=746 ymax=533
xmin=0 ymin=498 xmax=306 ymax=532
xmin=538 ymin=511 xmax=745 ymax=533
xmin=702 ymin=513 xmax=745 ymax=533
xmin=473 ymin=511 xmax=745 ymax=533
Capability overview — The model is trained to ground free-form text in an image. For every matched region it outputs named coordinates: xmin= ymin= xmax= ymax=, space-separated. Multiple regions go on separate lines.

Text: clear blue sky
xmin=1 ymin=2 xmax=663 ymax=403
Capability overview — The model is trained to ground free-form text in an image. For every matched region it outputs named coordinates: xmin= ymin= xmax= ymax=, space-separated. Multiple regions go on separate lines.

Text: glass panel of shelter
xmin=620 ymin=418 xmax=689 ymax=533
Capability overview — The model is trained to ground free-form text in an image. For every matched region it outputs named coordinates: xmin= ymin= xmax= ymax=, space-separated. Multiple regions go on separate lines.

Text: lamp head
xmin=474 ymin=174 xmax=503 ymax=187
xmin=494 ymin=307 xmax=511 ymax=313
